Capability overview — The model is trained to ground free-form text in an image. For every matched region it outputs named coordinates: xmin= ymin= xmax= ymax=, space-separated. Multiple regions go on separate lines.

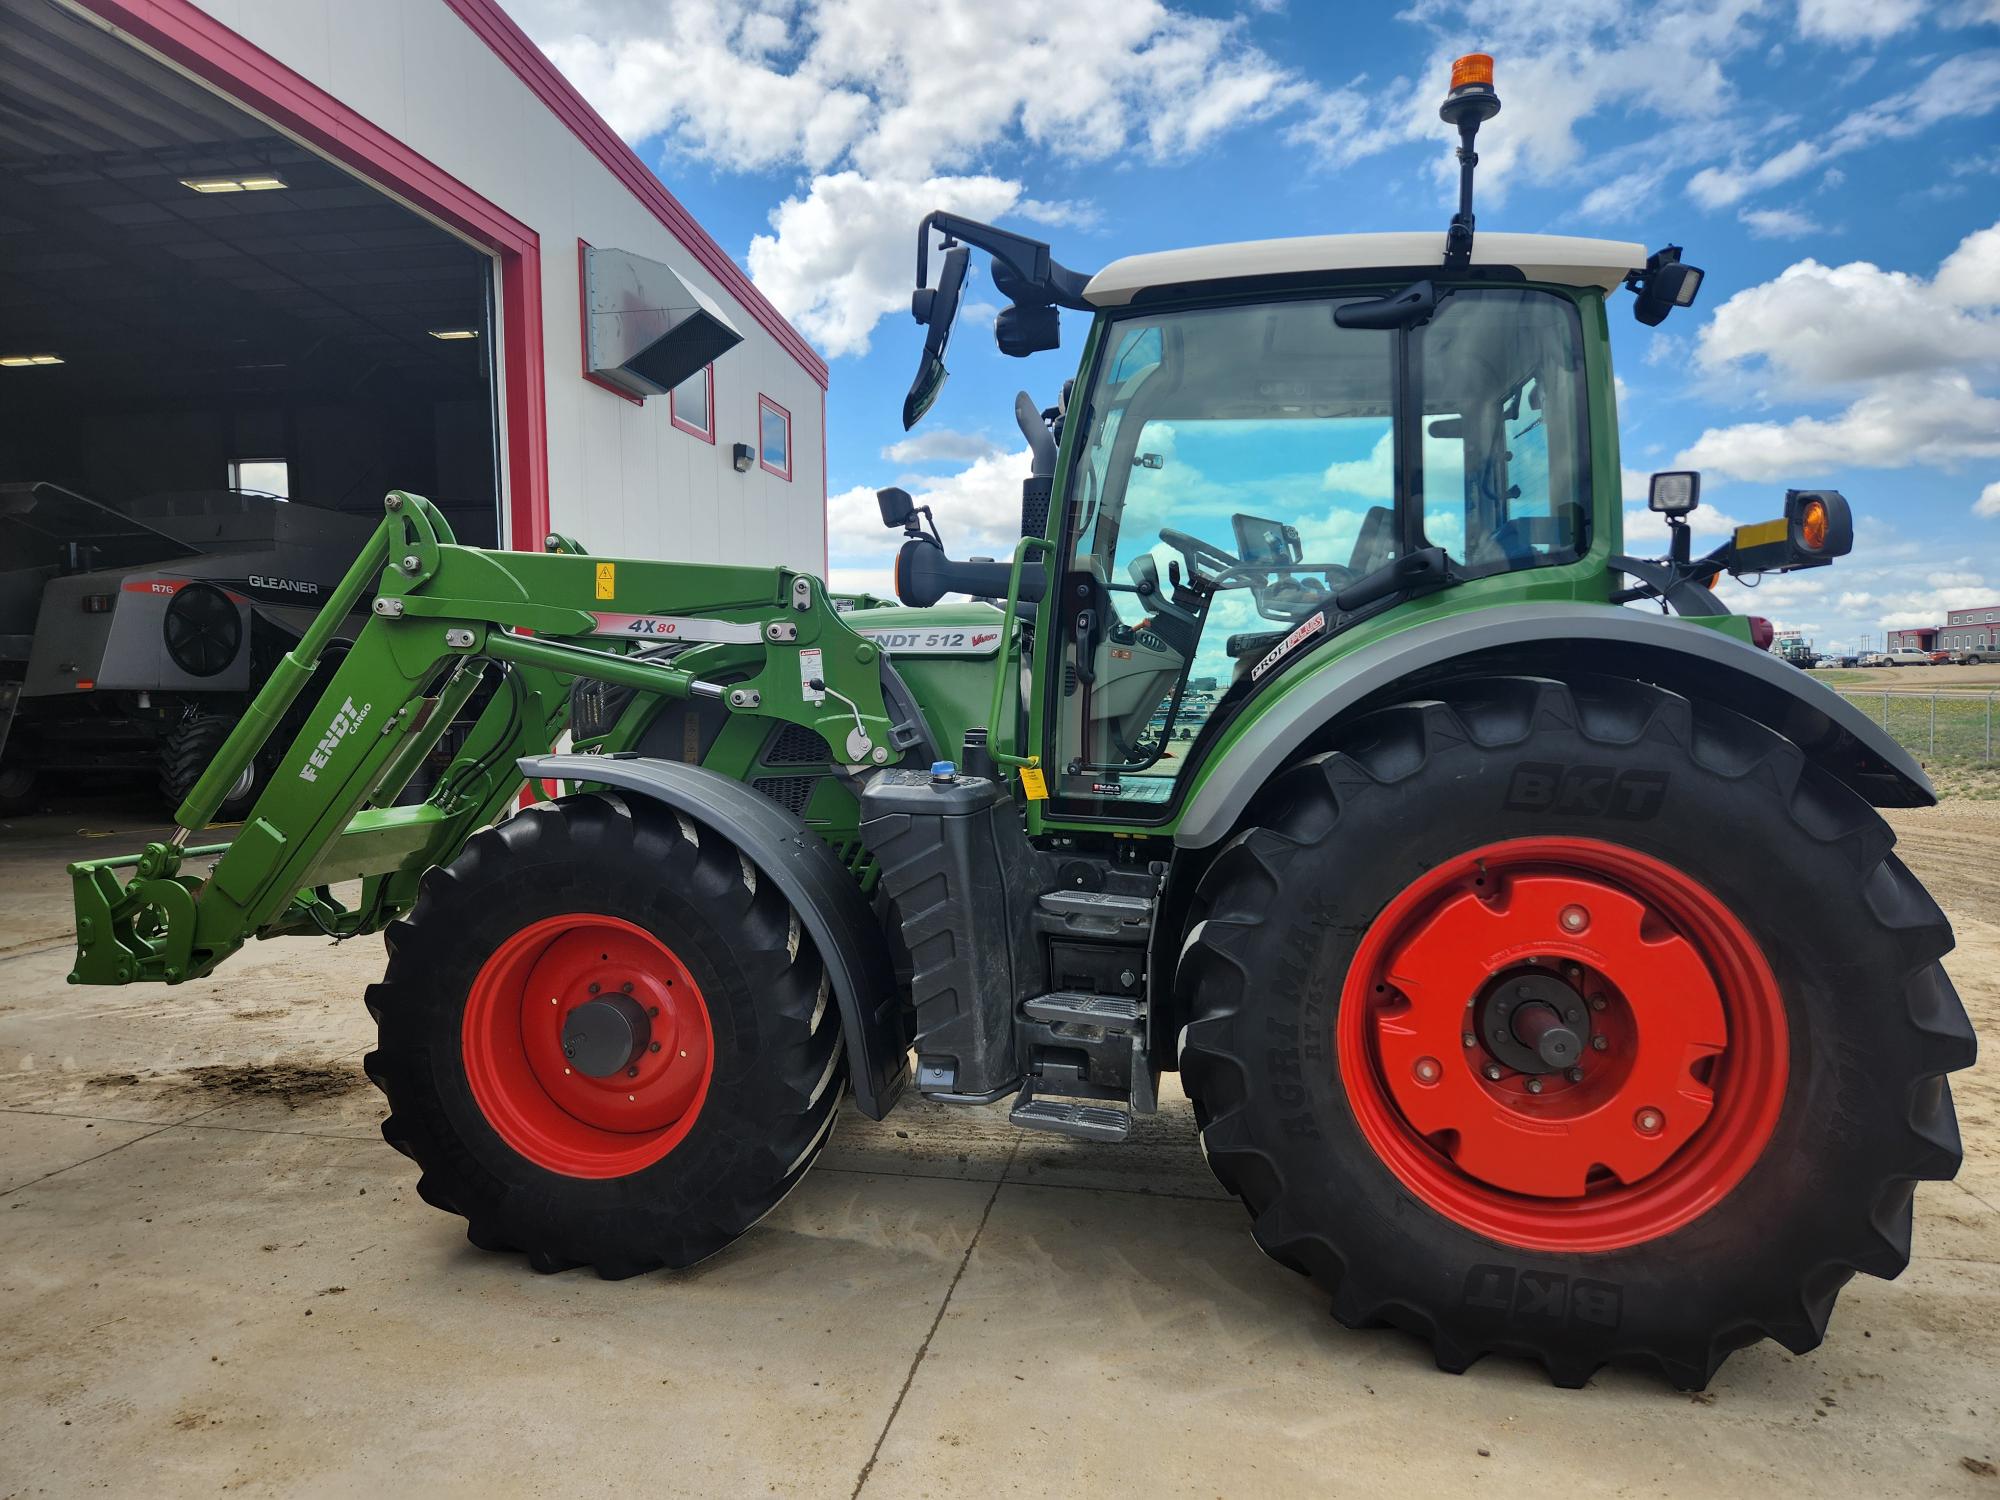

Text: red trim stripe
xmin=442 ymin=0 xmax=828 ymax=389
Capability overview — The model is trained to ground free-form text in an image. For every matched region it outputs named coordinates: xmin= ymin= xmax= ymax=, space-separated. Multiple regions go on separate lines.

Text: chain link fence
xmin=1831 ymin=688 xmax=1998 ymax=764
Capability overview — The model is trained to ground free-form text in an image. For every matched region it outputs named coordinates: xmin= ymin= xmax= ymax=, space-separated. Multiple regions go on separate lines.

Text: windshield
xmin=1052 ymin=285 xmax=1589 ymax=808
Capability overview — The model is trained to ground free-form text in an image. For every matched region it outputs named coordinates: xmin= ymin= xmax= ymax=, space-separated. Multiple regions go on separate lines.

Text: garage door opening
xmin=0 ymin=0 xmax=501 ymax=547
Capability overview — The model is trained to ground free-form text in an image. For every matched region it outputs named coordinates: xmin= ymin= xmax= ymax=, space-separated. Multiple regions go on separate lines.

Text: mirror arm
xmin=916 ymin=211 xmax=1096 ymax=312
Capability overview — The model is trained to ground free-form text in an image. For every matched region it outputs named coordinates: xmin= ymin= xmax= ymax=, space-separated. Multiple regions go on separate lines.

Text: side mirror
xmin=1628 ymin=246 xmax=1704 ymax=327
xmin=902 ymin=243 xmax=969 ymax=430
xmin=1648 ymin=470 xmax=1701 ymax=516
xmin=876 ymin=486 xmax=916 ymax=530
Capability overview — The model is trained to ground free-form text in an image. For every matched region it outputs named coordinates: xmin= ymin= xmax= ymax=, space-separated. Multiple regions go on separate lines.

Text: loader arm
xmin=69 ymin=491 xmax=904 ymax=986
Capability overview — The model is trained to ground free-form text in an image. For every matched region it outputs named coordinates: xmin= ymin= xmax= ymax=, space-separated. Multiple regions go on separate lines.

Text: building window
xmin=671 ymin=365 xmax=714 ymax=442
xmin=229 ymin=459 xmax=289 ymax=497
xmin=759 ymin=395 xmax=791 ymax=481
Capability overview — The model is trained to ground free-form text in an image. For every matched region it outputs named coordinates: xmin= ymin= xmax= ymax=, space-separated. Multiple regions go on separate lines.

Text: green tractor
xmin=68 ymin=57 xmax=1972 ymax=1388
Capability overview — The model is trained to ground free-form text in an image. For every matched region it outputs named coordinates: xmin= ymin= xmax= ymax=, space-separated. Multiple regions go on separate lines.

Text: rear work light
xmin=82 ymin=594 xmax=114 ymax=613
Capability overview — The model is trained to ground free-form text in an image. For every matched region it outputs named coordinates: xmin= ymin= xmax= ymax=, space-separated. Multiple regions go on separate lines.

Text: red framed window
xmin=758 ymin=395 xmax=792 ymax=481
xmin=671 ymin=365 xmax=714 ymax=442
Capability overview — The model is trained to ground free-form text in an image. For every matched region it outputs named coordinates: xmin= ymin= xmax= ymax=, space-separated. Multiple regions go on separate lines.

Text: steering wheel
xmin=1157 ymin=527 xmax=1243 ymax=585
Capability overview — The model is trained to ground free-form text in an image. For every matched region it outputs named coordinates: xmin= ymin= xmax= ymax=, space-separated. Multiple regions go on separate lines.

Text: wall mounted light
xmin=428 ymin=328 xmax=479 ymax=341
xmin=732 ymin=442 xmax=754 ymax=473
xmin=0 ymin=353 xmax=63 ymax=366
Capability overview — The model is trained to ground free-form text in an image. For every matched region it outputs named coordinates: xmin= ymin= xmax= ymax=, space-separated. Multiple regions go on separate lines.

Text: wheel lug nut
xmin=649 ymin=1041 xmax=662 ymax=1053
xmin=1591 ymin=1035 xmax=1608 ymax=1051
xmin=1589 ymin=995 xmax=1607 ymax=1011
xmin=1635 ymin=1106 xmax=1665 ymax=1136
xmin=626 ymin=1067 xmax=639 ymax=1079
xmin=1462 ymin=1032 xmax=1477 ymax=1048
xmin=1526 ymin=1077 xmax=1544 ymax=1094
xmin=588 ymin=982 xmax=600 ymax=995
xmin=1567 ymin=1066 xmax=1584 ymax=1083
xmin=621 ymin=982 xmax=634 ymax=994
xmin=1559 ymin=904 xmax=1589 ymax=934
xmin=648 ymin=1006 xmax=660 ymax=1018
xmin=1413 ymin=1056 xmax=1441 ymax=1084
xmin=1483 ymin=1063 xmax=1504 ymax=1082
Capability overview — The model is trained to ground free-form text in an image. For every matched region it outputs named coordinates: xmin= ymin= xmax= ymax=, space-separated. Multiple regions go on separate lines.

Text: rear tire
xmin=364 ymin=792 xmax=846 ymax=1276
xmin=1176 ymin=675 xmax=1974 ymax=1387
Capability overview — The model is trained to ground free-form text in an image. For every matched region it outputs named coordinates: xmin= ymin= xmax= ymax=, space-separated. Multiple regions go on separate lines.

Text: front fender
xmin=519 ymin=754 xmax=910 ymax=1118
xmin=1175 ymin=602 xmax=1933 ymax=849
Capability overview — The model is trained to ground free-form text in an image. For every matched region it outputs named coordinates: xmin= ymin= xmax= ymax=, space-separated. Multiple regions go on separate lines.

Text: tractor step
xmin=1037 ymin=889 xmax=1152 ymax=924
xmin=1023 ymin=991 xmax=1142 ymax=1029
xmin=1009 ymin=1086 xmax=1132 ymax=1142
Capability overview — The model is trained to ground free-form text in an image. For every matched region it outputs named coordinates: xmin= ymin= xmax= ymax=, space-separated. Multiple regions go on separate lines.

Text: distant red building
xmin=1889 ymin=603 xmax=2000 ymax=655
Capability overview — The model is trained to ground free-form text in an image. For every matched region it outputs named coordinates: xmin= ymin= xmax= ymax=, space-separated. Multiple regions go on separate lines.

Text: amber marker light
xmin=1800 ymin=497 xmax=1829 ymax=551
xmin=1449 ymin=53 xmax=1494 ymax=91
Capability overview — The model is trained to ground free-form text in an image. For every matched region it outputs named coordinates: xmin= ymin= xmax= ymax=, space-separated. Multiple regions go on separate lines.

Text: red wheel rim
xmin=1337 ymin=837 xmax=1787 ymax=1252
xmin=462 ymin=914 xmax=713 ymax=1179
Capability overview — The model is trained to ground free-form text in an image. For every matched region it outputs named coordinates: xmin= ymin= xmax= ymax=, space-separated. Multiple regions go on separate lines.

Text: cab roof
xmin=1082 ymin=231 xmax=1647 ymax=307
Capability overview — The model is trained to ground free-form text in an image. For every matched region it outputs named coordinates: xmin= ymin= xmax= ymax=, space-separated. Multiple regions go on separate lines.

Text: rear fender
xmin=519 ymin=754 xmax=909 ymax=1118
xmin=1153 ymin=605 xmax=1934 ymax=1065
xmin=1176 ymin=602 xmax=1932 ymax=853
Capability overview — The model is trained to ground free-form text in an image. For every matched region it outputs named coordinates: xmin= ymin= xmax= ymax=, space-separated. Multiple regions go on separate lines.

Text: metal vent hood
xmin=583 ymin=247 xmax=744 ymax=399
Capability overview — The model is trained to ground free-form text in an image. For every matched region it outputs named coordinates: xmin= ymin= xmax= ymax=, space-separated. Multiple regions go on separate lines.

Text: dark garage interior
xmin=0 ymin=0 xmax=500 ymax=545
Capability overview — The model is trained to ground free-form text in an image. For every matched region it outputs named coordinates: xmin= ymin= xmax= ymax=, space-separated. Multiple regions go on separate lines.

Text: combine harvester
xmin=69 ymin=57 xmax=1973 ymax=1387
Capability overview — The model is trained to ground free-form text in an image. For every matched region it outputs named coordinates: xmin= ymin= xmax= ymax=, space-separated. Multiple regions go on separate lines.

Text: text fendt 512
xmin=69 ymin=56 xmax=1974 ymax=1388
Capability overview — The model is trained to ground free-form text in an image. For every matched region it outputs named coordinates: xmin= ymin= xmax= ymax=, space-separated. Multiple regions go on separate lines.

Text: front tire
xmin=1177 ymin=675 xmax=1974 ymax=1387
xmin=158 ymin=711 xmax=263 ymax=823
xmin=364 ymin=792 xmax=846 ymax=1276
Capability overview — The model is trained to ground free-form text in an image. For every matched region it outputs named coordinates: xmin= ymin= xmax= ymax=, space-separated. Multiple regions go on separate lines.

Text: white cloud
xmin=1688 ymin=52 xmax=2000 ymax=209
xmin=514 ymin=0 xmax=1302 ymax=356
xmin=1678 ymin=374 xmax=2000 ymax=479
xmin=827 ymin=447 xmax=1039 ymax=589
xmin=746 ymin=172 xmax=1023 ymax=356
xmin=1795 ymin=0 xmax=1925 ymax=45
xmin=1976 ymin=481 xmax=2000 ymax=518
xmin=1695 ymin=227 xmax=2000 ymax=389
xmin=1738 ymin=205 xmax=1821 ymax=238
xmin=882 ymin=429 xmax=1009 ymax=466
xmin=1287 ymin=1 xmax=1761 ymax=204
xmin=1681 ymin=220 xmax=2000 ymax=483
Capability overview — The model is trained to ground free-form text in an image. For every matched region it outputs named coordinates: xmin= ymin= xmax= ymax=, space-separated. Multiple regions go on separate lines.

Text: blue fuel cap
xmin=930 ymin=760 xmax=957 ymax=781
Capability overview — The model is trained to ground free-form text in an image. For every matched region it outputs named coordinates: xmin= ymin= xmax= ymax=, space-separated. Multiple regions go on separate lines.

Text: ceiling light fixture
xmin=179 ymin=173 xmax=288 ymax=194
xmin=428 ymin=328 xmax=479 ymax=340
xmin=0 ymin=353 xmax=63 ymax=367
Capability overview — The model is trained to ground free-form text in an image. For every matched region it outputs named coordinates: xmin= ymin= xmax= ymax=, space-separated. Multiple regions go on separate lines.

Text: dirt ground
xmin=0 ymin=793 xmax=1995 ymax=1498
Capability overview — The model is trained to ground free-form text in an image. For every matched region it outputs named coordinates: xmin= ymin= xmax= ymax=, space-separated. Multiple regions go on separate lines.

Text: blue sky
xmin=511 ymin=0 xmax=2000 ymax=653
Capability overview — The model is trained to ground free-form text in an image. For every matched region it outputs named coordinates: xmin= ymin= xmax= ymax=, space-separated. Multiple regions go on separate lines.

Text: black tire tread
xmin=1178 ymin=674 xmax=1975 ymax=1388
xmin=364 ymin=792 xmax=846 ymax=1277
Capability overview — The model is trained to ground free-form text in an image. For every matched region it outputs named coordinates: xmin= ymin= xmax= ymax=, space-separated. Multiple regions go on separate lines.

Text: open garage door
xmin=0 ymin=0 xmax=501 ymax=812
xmin=0 ymin=0 xmax=500 ymax=544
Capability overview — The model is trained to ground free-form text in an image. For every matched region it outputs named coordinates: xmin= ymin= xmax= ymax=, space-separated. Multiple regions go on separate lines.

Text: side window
xmin=671 ymin=365 xmax=713 ymax=441
xmin=758 ymin=395 xmax=791 ymax=481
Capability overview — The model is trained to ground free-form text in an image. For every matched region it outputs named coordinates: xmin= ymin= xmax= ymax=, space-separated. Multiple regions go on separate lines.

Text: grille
xmin=763 ymin=721 xmax=828 ymax=765
xmin=751 ymin=775 xmax=818 ymax=816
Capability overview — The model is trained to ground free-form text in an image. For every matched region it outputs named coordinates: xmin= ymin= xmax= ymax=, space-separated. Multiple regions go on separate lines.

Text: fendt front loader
xmin=68 ymin=58 xmax=1973 ymax=1388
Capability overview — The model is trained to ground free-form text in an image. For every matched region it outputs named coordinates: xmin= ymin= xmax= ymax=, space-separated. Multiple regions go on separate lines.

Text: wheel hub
xmin=1340 ymin=837 xmax=1788 ymax=1252
xmin=562 ymin=994 xmax=652 ymax=1077
xmin=461 ymin=914 xmax=713 ymax=1179
xmin=1476 ymin=969 xmax=1589 ymax=1074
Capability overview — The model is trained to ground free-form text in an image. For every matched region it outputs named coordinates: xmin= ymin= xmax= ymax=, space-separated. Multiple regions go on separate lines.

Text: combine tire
xmin=158 ymin=711 xmax=262 ymax=822
xmin=1177 ymin=675 xmax=1974 ymax=1387
xmin=364 ymin=791 xmax=845 ymax=1276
